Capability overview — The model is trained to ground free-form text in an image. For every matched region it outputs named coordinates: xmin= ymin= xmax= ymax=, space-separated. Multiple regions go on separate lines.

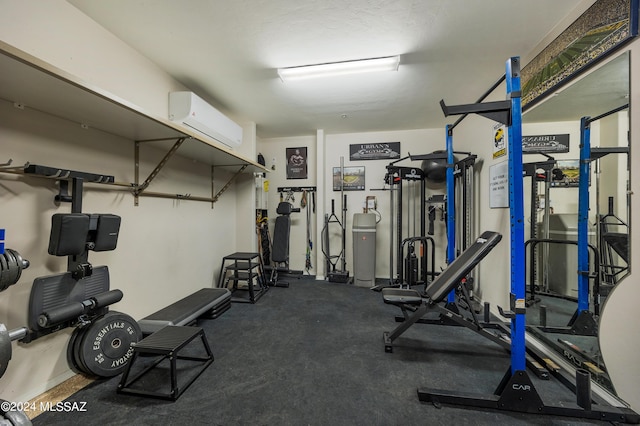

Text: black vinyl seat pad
xmin=383 ymin=231 xmax=502 ymax=305
xmin=271 ymin=216 xmax=290 ymax=263
xmin=139 ymin=288 xmax=231 ymax=334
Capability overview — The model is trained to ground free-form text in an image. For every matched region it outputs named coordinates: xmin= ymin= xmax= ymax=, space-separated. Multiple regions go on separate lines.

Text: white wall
xmin=257 ymin=135 xmax=318 ymax=274
xmin=259 ymin=128 xmax=449 ymax=281
xmin=325 ymin=129 xmax=449 ymax=280
xmin=0 ymin=0 xmax=252 ymax=401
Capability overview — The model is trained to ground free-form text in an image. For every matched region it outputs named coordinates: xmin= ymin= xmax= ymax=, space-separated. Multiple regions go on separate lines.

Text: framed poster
xmin=333 ymin=166 xmax=365 ymax=191
xmin=551 ymin=160 xmax=581 ymax=188
xmin=521 ymin=0 xmax=638 ymax=109
xmin=286 ymin=147 xmax=307 ymax=179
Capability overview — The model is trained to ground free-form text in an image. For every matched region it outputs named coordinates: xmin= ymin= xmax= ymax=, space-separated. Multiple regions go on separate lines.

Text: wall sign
xmin=523 ymin=134 xmax=569 ymax=154
xmin=349 ymin=142 xmax=400 ymax=160
xmin=489 ymin=161 xmax=509 ymax=208
xmin=493 ymin=124 xmax=506 ymax=159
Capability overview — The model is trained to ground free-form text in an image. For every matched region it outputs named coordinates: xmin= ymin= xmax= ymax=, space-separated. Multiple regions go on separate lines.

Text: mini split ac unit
xmin=168 ymin=91 xmax=243 ymax=149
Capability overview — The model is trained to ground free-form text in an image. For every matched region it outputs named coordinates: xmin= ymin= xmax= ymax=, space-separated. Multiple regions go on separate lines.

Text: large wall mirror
xmin=521 ymin=51 xmax=630 ymax=396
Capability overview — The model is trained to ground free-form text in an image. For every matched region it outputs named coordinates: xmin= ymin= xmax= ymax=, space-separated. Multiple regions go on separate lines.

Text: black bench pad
xmin=139 ymin=288 xmax=231 ymax=334
xmin=382 ymin=288 xmax=423 ymax=306
xmin=426 ymin=231 xmax=502 ymax=303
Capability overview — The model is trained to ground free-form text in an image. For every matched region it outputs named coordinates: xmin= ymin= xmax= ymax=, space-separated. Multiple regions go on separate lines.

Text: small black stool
xmin=218 ymin=252 xmax=268 ymax=303
xmin=117 ymin=325 xmax=213 ymax=401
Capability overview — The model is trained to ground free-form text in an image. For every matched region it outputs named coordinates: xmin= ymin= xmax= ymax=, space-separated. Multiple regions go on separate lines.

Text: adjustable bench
xmin=382 ymin=231 xmax=503 ymax=352
xmin=267 ymin=201 xmax=302 ymax=287
xmin=138 ymin=288 xmax=231 ymax=335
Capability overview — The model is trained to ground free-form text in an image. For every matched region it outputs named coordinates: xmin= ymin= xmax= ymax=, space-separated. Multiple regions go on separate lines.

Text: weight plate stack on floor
xmin=69 ymin=311 xmax=141 ymax=378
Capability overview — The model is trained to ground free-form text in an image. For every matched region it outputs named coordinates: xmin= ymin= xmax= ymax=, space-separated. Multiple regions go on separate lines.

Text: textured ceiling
xmin=68 ymin=0 xmax=588 ymax=138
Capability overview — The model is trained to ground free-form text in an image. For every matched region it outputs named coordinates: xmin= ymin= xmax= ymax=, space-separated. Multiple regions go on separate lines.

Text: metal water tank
xmin=352 ymin=213 xmax=377 ymax=287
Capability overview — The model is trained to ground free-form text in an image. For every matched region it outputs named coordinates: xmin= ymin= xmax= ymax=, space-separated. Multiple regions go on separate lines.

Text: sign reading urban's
xmin=349 ymin=142 xmax=400 ymax=160
xmin=522 ymin=134 xmax=569 ymax=154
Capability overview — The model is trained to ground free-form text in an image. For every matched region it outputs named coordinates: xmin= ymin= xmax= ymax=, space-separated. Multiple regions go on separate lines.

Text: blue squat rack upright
xmin=577 ymin=105 xmax=630 ymax=316
xmin=417 ymin=56 xmax=638 ymax=423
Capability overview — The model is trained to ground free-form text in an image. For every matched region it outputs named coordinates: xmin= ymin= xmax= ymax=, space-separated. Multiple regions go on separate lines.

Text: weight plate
xmin=77 ymin=311 xmax=141 ymax=378
xmin=74 ymin=326 xmax=93 ymax=376
xmin=67 ymin=327 xmax=85 ymax=375
xmin=3 ymin=250 xmax=18 ymax=289
xmin=0 ymin=326 xmax=11 ymax=379
xmin=6 ymin=250 xmax=24 ymax=283
xmin=0 ymin=253 xmax=9 ymax=292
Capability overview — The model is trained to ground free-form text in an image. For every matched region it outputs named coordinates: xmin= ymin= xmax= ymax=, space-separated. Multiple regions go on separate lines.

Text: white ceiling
xmin=68 ymin=0 xmax=588 ymax=139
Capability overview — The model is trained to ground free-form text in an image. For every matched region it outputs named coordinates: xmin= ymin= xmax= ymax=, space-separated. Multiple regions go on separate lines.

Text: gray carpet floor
xmin=34 ymin=278 xmax=623 ymax=425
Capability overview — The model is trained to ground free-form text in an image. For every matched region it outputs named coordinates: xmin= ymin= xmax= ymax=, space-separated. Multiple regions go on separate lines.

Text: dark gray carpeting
xmin=35 ymin=279 xmax=615 ymax=425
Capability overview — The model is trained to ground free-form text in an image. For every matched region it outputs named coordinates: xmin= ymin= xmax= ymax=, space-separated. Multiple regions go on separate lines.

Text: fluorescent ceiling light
xmin=277 ymin=56 xmax=400 ymax=82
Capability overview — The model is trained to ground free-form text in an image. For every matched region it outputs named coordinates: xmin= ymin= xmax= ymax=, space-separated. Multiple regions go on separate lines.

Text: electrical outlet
xmin=367 ymin=197 xmax=376 ymax=209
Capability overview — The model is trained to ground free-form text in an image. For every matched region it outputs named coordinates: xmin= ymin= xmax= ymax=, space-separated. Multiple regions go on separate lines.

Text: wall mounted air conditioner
xmin=169 ymin=91 xmax=243 ymax=149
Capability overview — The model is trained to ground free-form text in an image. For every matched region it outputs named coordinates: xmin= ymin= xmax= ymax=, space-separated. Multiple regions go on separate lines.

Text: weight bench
xmin=382 ymin=231 xmax=503 ymax=352
xmin=267 ymin=201 xmax=302 ymax=287
xmin=138 ymin=288 xmax=231 ymax=335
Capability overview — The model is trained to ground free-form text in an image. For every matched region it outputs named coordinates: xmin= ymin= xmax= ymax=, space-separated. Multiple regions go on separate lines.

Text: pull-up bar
xmin=447 ymin=73 xmax=506 ymax=132
xmin=586 ymin=103 xmax=629 ymax=124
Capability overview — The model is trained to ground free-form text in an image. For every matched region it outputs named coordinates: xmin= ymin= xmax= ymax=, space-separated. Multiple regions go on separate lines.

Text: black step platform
xmin=138 ymin=288 xmax=231 ymax=335
xmin=117 ymin=325 xmax=213 ymax=401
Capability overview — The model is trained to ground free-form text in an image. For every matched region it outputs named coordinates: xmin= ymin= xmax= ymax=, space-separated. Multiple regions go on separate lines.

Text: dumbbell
xmin=0 ymin=324 xmax=28 ymax=379
xmin=0 ymin=249 xmax=30 ymax=292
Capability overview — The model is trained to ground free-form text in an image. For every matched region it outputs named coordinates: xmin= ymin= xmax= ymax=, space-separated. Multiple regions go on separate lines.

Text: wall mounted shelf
xmin=0 ymin=41 xmax=267 ymax=204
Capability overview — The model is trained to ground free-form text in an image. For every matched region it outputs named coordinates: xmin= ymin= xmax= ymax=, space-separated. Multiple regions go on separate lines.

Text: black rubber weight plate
xmin=67 ymin=327 xmax=85 ymax=375
xmin=6 ymin=250 xmax=24 ymax=283
xmin=74 ymin=326 xmax=91 ymax=376
xmin=0 ymin=253 xmax=9 ymax=291
xmin=4 ymin=250 xmax=19 ymax=289
xmin=77 ymin=311 xmax=141 ymax=378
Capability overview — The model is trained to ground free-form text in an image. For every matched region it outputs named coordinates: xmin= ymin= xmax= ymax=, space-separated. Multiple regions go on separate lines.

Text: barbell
xmin=0 ymin=325 xmax=28 ymax=379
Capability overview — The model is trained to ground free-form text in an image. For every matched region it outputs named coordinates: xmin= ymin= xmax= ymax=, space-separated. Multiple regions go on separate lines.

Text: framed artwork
xmin=521 ymin=0 xmax=638 ymax=109
xmin=551 ymin=160 xmax=582 ymax=188
xmin=286 ymin=147 xmax=307 ymax=179
xmin=333 ymin=166 xmax=365 ymax=191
